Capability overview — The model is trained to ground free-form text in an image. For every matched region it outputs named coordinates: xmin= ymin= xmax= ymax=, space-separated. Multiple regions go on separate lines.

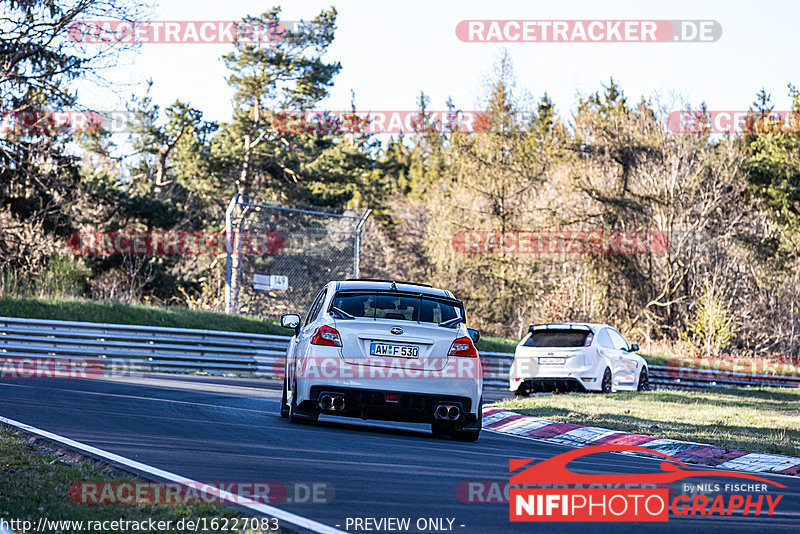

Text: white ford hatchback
xmin=509 ymin=323 xmax=649 ymax=395
xmin=279 ymin=279 xmax=483 ymax=441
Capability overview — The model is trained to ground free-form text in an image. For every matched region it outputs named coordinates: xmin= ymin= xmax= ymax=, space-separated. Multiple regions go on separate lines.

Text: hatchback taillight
xmin=448 ymin=336 xmax=477 ymax=358
xmin=583 ymin=333 xmax=594 ymax=347
xmin=311 ymin=325 xmax=342 ymax=347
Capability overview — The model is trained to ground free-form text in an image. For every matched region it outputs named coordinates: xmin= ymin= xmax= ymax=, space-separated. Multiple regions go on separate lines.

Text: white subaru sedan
xmin=509 ymin=323 xmax=649 ymax=395
xmin=279 ymin=279 xmax=483 ymax=441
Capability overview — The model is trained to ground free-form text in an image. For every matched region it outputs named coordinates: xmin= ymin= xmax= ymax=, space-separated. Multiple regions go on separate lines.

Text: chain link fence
xmin=224 ymin=194 xmax=371 ymax=318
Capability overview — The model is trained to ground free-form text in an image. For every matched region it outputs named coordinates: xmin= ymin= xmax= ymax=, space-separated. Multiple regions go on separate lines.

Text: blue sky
xmin=79 ymin=0 xmax=800 ymax=126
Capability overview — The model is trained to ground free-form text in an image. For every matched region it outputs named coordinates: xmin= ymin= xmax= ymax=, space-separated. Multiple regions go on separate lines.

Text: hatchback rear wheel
xmin=638 ymin=368 xmax=649 ymax=391
xmin=601 ymin=368 xmax=612 ymax=393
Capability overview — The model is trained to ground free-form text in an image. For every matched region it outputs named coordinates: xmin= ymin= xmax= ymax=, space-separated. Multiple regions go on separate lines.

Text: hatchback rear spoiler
xmin=529 ymin=324 xmax=593 ymax=333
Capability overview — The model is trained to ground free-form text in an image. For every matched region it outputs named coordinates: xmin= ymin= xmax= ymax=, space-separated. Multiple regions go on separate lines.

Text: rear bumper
xmin=513 ymin=377 xmax=587 ymax=393
xmin=294 ymin=354 xmax=482 ymax=411
xmin=305 ymin=386 xmax=480 ymax=428
xmin=509 ymin=357 xmax=602 ymax=392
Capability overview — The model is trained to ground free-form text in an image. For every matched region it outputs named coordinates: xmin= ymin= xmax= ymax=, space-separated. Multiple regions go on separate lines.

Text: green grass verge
xmin=639 ymin=352 xmax=670 ymax=366
xmin=0 ymin=296 xmax=287 ymax=336
xmin=0 ymin=426 xmax=272 ymax=533
xmin=475 ymin=334 xmax=518 ymax=353
xmin=495 ymin=387 xmax=800 ymax=457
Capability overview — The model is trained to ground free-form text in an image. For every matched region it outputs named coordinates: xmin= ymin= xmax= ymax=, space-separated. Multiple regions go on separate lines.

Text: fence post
xmin=224 ymin=194 xmax=238 ymax=314
xmin=354 ymin=209 xmax=372 ymax=278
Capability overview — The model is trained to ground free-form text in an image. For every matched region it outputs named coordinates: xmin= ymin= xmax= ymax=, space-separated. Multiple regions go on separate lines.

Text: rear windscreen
xmin=523 ymin=329 xmax=591 ymax=347
xmin=331 ymin=292 xmax=462 ymax=324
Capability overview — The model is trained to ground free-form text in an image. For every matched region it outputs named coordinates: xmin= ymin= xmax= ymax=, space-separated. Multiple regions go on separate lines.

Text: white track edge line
xmin=0 ymin=415 xmax=346 ymax=534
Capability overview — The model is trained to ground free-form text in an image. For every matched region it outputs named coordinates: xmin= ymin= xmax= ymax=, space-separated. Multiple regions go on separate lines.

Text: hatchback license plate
xmin=370 ymin=343 xmax=419 ymax=358
xmin=538 ymin=357 xmax=566 ymax=365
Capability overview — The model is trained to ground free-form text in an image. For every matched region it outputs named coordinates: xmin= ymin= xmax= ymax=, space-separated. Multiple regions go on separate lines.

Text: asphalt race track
xmin=1 ymin=374 xmax=798 ymax=533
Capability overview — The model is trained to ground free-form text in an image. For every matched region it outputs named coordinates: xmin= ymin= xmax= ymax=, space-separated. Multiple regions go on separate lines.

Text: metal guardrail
xmin=647 ymin=364 xmax=800 ymax=389
xmin=480 ymin=352 xmax=513 ymax=389
xmin=479 ymin=352 xmax=800 ymax=391
xmin=0 ymin=316 xmax=287 ymax=377
xmin=0 ymin=318 xmax=516 ymax=387
xmin=1 ymin=316 xmax=797 ymax=390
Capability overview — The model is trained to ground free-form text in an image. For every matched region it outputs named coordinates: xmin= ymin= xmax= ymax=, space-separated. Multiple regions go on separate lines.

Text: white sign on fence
xmin=270 ymin=275 xmax=289 ymax=290
xmin=253 ymin=274 xmax=289 ymax=291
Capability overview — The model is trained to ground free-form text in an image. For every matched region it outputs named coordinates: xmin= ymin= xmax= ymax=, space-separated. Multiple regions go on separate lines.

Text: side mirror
xmin=467 ymin=328 xmax=481 ymax=344
xmin=629 ymin=343 xmax=640 ymax=352
xmin=281 ymin=314 xmax=301 ymax=335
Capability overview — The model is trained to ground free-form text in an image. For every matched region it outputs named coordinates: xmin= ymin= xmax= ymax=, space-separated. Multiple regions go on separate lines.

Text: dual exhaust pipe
xmin=434 ymin=403 xmax=461 ymax=421
xmin=319 ymin=395 xmax=460 ymax=420
xmin=318 ymin=393 xmax=345 ymax=412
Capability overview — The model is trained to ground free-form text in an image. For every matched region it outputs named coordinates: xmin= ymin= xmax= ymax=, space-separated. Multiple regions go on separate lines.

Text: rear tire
xmin=638 ymin=367 xmax=649 ymax=391
xmin=431 ymin=423 xmax=451 ymax=438
xmin=288 ymin=380 xmax=318 ymax=424
xmin=280 ymin=378 xmax=289 ymax=418
xmin=452 ymin=400 xmax=482 ymax=442
xmin=453 ymin=429 xmax=480 ymax=442
xmin=601 ymin=368 xmax=612 ymax=393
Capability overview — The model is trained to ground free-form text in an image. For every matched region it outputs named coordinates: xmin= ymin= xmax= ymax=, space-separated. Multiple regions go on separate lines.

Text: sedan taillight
xmin=311 ymin=325 xmax=342 ymax=347
xmin=448 ymin=336 xmax=477 ymax=358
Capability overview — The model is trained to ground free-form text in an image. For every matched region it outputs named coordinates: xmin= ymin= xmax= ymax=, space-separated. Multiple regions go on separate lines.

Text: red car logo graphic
xmin=510 ymin=444 xmax=786 ymax=487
